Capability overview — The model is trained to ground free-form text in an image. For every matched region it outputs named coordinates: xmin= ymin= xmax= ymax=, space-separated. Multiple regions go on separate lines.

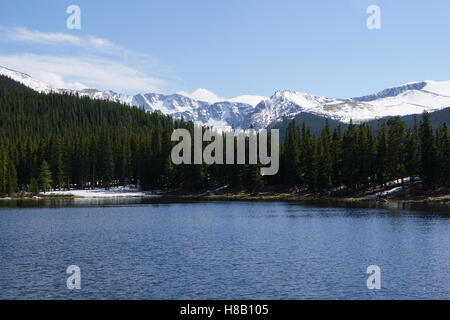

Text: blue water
xmin=0 ymin=200 xmax=449 ymax=299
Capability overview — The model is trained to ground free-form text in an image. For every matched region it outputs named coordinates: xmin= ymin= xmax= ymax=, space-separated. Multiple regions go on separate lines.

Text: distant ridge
xmin=2 ymin=65 xmax=450 ymax=130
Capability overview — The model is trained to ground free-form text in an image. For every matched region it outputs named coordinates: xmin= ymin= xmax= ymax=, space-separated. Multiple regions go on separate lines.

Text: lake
xmin=0 ymin=199 xmax=449 ymax=300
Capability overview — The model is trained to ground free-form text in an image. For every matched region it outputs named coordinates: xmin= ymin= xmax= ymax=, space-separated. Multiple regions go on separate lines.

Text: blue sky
xmin=1 ymin=0 xmax=450 ymax=99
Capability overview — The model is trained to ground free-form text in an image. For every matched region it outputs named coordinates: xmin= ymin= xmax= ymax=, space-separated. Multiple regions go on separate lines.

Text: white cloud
xmin=178 ymin=88 xmax=224 ymax=103
xmin=6 ymin=27 xmax=81 ymax=45
xmin=229 ymin=95 xmax=267 ymax=107
xmin=0 ymin=26 xmax=180 ymax=94
xmin=178 ymin=88 xmax=267 ymax=106
xmin=0 ymin=27 xmax=262 ymax=101
xmin=0 ymin=54 xmax=165 ymax=93
xmin=0 ymin=27 xmax=126 ymax=56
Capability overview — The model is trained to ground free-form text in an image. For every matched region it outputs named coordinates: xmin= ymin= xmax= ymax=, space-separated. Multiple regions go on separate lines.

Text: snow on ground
xmin=380 ymin=186 xmax=404 ymax=196
xmin=46 ymin=187 xmax=157 ymax=198
xmin=385 ymin=176 xmax=420 ymax=186
xmin=364 ymin=186 xmax=404 ymax=199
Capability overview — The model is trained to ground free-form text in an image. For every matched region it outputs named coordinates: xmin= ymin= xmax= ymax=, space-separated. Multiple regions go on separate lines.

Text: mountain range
xmin=2 ymin=65 xmax=450 ymax=130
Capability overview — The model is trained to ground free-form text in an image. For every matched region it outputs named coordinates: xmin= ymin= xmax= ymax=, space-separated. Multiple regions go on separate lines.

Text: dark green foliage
xmin=278 ymin=113 xmax=449 ymax=193
xmin=342 ymin=121 xmax=358 ymax=190
xmin=28 ymin=178 xmax=39 ymax=195
xmin=436 ymin=123 xmax=450 ymax=187
xmin=386 ymin=117 xmax=406 ymax=182
xmin=242 ymin=164 xmax=264 ymax=193
xmin=373 ymin=107 xmax=450 ymax=130
xmin=356 ymin=124 xmax=375 ymax=188
xmin=316 ymin=120 xmax=332 ymax=190
xmin=273 ymin=107 xmax=450 ymax=141
xmin=405 ymin=116 xmax=420 ymax=182
xmin=281 ymin=120 xmax=301 ymax=185
xmin=301 ymin=125 xmax=317 ymax=191
xmin=331 ymin=126 xmax=343 ymax=186
xmin=0 ymin=75 xmax=33 ymax=92
xmin=419 ymin=112 xmax=438 ymax=187
xmin=38 ymin=160 xmax=53 ymax=193
xmin=0 ymin=75 xmax=449 ymax=196
xmin=270 ymin=112 xmax=347 ymax=139
xmin=0 ymin=150 xmax=17 ymax=195
xmin=376 ymin=121 xmax=388 ymax=186
xmin=0 ymin=75 xmax=182 ymax=192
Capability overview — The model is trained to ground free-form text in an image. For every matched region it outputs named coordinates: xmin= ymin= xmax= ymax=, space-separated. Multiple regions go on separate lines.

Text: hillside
xmin=373 ymin=107 xmax=450 ymax=129
xmin=272 ymin=107 xmax=450 ymax=140
xmin=3 ymin=65 xmax=450 ymax=131
xmin=0 ymin=75 xmax=449 ymax=199
xmin=269 ymin=112 xmax=347 ymax=139
xmin=0 ymin=75 xmax=33 ymax=92
xmin=0 ymin=75 xmax=179 ymax=192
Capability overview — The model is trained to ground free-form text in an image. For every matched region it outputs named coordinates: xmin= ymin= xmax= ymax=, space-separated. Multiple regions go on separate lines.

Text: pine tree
xmin=386 ymin=117 xmax=406 ymax=183
xmin=436 ymin=123 xmax=450 ymax=188
xmin=243 ymin=164 xmax=264 ymax=193
xmin=1 ymin=73 xmax=450 ymax=196
xmin=405 ymin=118 xmax=420 ymax=182
xmin=38 ymin=160 xmax=53 ymax=193
xmin=419 ymin=112 xmax=438 ymax=187
xmin=342 ymin=121 xmax=358 ymax=190
xmin=7 ymin=160 xmax=17 ymax=194
xmin=376 ymin=121 xmax=388 ymax=186
xmin=282 ymin=120 xmax=301 ymax=185
xmin=356 ymin=125 xmax=374 ymax=188
xmin=28 ymin=178 xmax=40 ymax=195
xmin=50 ymin=136 xmax=65 ymax=190
xmin=101 ymin=138 xmax=115 ymax=189
xmin=317 ymin=120 xmax=332 ymax=191
xmin=302 ymin=126 xmax=317 ymax=191
xmin=331 ymin=126 xmax=343 ymax=186
xmin=0 ymin=151 xmax=8 ymax=195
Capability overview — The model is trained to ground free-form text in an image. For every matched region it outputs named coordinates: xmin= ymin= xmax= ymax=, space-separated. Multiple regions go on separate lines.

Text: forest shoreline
xmin=158 ymin=193 xmax=450 ymax=205
xmin=1 ymin=189 xmax=449 ymax=206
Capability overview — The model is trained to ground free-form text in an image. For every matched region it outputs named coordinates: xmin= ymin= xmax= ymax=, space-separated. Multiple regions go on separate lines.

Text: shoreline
xmin=158 ymin=193 xmax=450 ymax=205
xmin=2 ymin=191 xmax=450 ymax=206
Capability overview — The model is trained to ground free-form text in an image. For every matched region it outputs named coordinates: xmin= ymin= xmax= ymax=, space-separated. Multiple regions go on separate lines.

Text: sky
xmin=1 ymin=0 xmax=450 ymax=99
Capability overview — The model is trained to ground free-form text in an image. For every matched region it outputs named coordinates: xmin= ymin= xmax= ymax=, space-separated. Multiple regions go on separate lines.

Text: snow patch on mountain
xmin=2 ymin=65 xmax=450 ymax=130
xmin=178 ymin=88 xmax=267 ymax=107
xmin=0 ymin=65 xmax=133 ymax=105
xmin=308 ymin=81 xmax=450 ymax=122
xmin=245 ymin=81 xmax=450 ymax=126
xmin=0 ymin=65 xmax=55 ymax=93
xmin=243 ymin=91 xmax=341 ymax=129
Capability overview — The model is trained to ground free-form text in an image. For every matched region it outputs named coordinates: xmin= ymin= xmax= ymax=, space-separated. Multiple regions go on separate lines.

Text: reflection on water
xmin=1 ymin=197 xmax=449 ymax=216
xmin=0 ymin=199 xmax=449 ymax=299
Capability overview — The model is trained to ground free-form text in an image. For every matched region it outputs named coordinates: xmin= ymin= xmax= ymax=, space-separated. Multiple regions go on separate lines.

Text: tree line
xmin=278 ymin=114 xmax=450 ymax=193
xmin=0 ymin=76 xmax=449 ymax=196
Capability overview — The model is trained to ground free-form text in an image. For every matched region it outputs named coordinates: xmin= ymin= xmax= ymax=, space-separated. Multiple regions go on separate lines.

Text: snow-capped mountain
xmin=0 ymin=66 xmax=133 ymax=104
xmin=132 ymin=93 xmax=255 ymax=130
xmin=244 ymin=91 xmax=340 ymax=129
xmin=245 ymin=81 xmax=450 ymax=127
xmin=2 ymin=65 xmax=450 ymax=130
xmin=176 ymin=88 xmax=266 ymax=107
xmin=74 ymin=89 xmax=134 ymax=105
xmin=0 ymin=66 xmax=55 ymax=93
xmin=310 ymin=81 xmax=450 ymax=123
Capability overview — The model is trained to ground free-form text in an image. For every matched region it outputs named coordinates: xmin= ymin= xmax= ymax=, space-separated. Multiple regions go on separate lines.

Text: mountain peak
xmin=2 ymin=65 xmax=450 ymax=130
xmin=0 ymin=65 xmax=54 ymax=93
xmin=351 ymin=81 xmax=428 ymax=102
